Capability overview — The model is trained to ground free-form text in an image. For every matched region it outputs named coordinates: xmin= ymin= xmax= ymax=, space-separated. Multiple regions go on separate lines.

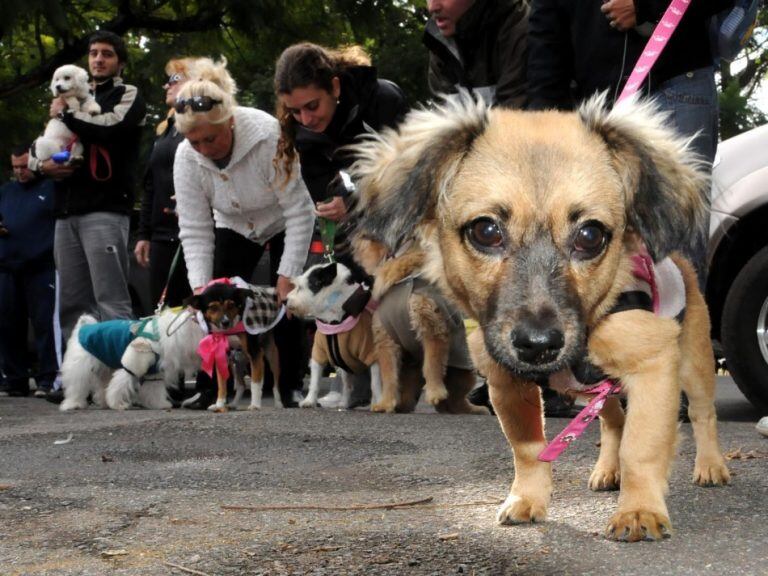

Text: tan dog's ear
xmin=579 ymin=93 xmax=709 ymax=260
xmin=349 ymin=92 xmax=489 ymax=253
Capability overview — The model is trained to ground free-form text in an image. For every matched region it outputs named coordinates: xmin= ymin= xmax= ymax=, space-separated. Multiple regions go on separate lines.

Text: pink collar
xmin=315 ymin=300 xmax=378 ymax=335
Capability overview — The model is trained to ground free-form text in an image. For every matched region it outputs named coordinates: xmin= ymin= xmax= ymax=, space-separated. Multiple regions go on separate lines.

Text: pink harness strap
xmin=537 ymin=251 xmax=657 ymax=462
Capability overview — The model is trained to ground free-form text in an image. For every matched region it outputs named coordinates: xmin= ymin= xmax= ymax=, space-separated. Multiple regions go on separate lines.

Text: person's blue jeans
xmin=654 ymin=66 xmax=718 ymax=289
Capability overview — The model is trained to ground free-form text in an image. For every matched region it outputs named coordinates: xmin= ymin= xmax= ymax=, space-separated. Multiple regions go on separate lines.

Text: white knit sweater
xmin=173 ymin=107 xmax=315 ymax=288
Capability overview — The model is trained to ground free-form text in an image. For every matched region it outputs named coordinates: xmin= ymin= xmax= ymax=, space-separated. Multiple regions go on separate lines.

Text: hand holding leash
xmin=601 ymin=0 xmax=636 ymax=31
xmin=276 ymin=275 xmax=294 ymax=317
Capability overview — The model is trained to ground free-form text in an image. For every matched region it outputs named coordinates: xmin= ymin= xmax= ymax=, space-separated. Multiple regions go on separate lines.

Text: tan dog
xmin=354 ymin=237 xmax=487 ymax=414
xmin=349 ymin=93 xmax=730 ymax=541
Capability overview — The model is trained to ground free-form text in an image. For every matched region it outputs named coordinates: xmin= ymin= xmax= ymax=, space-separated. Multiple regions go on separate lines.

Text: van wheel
xmin=721 ymin=245 xmax=768 ymax=411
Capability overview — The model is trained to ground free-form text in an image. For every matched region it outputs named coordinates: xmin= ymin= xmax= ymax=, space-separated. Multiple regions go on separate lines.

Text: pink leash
xmin=538 ymin=252 xmax=657 ymax=462
xmin=616 ymin=0 xmax=692 ymax=103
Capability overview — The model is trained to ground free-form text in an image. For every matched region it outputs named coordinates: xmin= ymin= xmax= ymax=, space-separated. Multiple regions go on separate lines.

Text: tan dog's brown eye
xmin=573 ymin=222 xmax=608 ymax=259
xmin=467 ymin=218 xmax=505 ymax=251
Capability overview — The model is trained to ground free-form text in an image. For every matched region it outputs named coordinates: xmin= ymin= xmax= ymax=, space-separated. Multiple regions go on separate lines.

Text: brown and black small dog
xmin=186 ymin=282 xmax=280 ymax=412
xmin=350 ymin=93 xmax=730 ymax=542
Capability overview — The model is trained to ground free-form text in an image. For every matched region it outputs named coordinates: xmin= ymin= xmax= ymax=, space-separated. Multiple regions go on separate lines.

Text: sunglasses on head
xmin=174 ymin=96 xmax=222 ymax=114
xmin=165 ymin=73 xmax=185 ymax=86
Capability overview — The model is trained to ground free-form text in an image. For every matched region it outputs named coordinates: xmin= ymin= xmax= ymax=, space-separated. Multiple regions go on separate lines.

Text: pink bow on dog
xmin=197 ymin=322 xmax=244 ymax=381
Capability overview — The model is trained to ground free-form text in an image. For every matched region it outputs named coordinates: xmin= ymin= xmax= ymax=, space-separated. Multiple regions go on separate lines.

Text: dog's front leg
xmin=371 ymin=317 xmax=400 ymax=413
xmin=590 ymin=311 xmax=680 ymax=542
xmin=489 ymin=367 xmax=552 ymax=525
xmin=247 ymin=348 xmax=266 ymax=411
xmin=589 ymin=396 xmax=624 ymax=491
xmin=300 ymin=359 xmax=324 ymax=408
xmin=369 ymin=363 xmax=383 ymax=407
xmin=209 ymin=369 xmax=229 ymax=413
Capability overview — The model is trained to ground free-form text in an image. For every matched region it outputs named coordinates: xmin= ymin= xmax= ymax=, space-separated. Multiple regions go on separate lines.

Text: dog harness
xmin=538 ymin=251 xmax=686 ymax=462
xmin=195 ymin=277 xmax=285 ymax=381
xmin=315 ymin=284 xmax=378 ymax=374
xmin=78 ymin=317 xmax=160 ymax=370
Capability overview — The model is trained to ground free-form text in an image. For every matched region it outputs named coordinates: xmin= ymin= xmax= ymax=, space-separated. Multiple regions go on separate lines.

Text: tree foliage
xmin=0 ymin=0 xmax=430 ymax=180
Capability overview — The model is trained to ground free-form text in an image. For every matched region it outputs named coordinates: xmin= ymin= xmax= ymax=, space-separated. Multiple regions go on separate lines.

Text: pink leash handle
xmin=538 ymin=380 xmax=622 ymax=462
xmin=616 ymin=0 xmax=692 ymax=103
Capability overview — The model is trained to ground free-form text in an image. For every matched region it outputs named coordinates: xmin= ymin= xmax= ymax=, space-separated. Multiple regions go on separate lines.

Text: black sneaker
xmin=45 ymin=388 xmax=65 ymax=404
xmin=542 ymin=389 xmax=576 ymax=418
xmin=468 ymin=382 xmax=494 ymax=415
xmin=180 ymin=391 xmax=217 ymax=410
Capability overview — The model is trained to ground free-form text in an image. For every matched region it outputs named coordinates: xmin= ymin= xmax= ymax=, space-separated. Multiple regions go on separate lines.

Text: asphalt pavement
xmin=0 ymin=376 xmax=765 ymax=576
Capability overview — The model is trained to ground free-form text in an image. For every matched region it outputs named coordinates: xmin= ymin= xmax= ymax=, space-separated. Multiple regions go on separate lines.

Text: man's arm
xmin=494 ymin=1 xmax=529 ymax=109
xmin=61 ymin=84 xmax=146 ymax=144
xmin=527 ymin=0 xmax=573 ymax=110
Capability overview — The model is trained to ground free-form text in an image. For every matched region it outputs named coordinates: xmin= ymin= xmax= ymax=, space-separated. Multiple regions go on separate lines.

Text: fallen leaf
xmin=438 ymin=533 xmax=459 ymax=541
xmin=101 ymin=454 xmax=114 ymax=463
xmin=101 ymin=549 xmax=128 ymax=557
xmin=724 ymin=448 xmax=768 ymax=460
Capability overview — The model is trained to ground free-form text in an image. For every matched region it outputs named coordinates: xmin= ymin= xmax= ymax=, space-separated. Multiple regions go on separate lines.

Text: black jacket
xmin=55 ymin=76 xmax=146 ymax=217
xmin=0 ymin=178 xmax=55 ymax=271
xmin=423 ymin=0 xmax=529 ymax=108
xmin=294 ymin=66 xmax=408 ymax=203
xmin=528 ymin=0 xmax=734 ymax=110
xmin=137 ymin=115 xmax=185 ymax=243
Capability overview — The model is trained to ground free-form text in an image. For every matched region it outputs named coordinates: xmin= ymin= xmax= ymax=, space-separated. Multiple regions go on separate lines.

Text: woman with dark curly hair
xmin=274 ymin=42 xmax=408 ymax=408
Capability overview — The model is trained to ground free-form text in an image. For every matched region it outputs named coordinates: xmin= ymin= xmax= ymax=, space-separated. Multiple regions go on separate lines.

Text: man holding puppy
xmin=38 ymin=31 xmax=146 ymax=380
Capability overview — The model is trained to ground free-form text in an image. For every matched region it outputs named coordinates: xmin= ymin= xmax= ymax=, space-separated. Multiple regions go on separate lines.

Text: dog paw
xmin=60 ymin=400 xmax=87 ymax=411
xmin=299 ymin=398 xmax=317 ymax=408
xmin=693 ymin=459 xmax=731 ymax=487
xmin=605 ymin=510 xmax=671 ymax=542
xmin=371 ymin=399 xmax=397 ymax=413
xmin=208 ymin=404 xmax=228 ymax=413
xmin=588 ymin=465 xmax=621 ymax=491
xmin=247 ymin=403 xmax=261 ymax=411
xmin=496 ymin=493 xmax=547 ymax=525
xmin=424 ymin=385 xmax=449 ymax=406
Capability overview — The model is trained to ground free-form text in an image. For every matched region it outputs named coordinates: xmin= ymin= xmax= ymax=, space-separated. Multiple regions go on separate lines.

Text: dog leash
xmin=538 ymin=251 xmax=659 ymax=462
xmin=616 ymin=0 xmax=692 ymax=102
xmin=318 ymin=217 xmax=336 ymax=263
xmin=155 ymin=243 xmax=184 ymax=313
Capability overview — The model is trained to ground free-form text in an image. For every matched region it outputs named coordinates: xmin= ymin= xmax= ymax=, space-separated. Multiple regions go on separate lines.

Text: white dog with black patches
xmin=60 ymin=309 xmax=204 ymax=411
xmin=286 ymin=262 xmax=382 ymax=409
xmin=28 ymin=64 xmax=101 ymax=170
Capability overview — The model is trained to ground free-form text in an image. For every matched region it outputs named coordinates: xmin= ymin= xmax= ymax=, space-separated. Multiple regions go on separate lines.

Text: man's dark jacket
xmin=527 ymin=0 xmax=734 ymax=110
xmin=423 ymin=0 xmax=529 ymax=108
xmin=0 ymin=177 xmax=55 ymax=271
xmin=55 ymin=76 xmax=146 ymax=217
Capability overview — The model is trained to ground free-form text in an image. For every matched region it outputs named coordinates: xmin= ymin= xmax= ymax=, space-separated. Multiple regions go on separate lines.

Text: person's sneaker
xmin=756 ymin=416 xmax=768 ymax=438
xmin=34 ymin=388 xmax=52 ymax=398
xmin=181 ymin=391 xmax=216 ymax=410
xmin=317 ymin=390 xmax=343 ymax=408
xmin=2 ymin=382 xmax=31 ymax=397
xmin=45 ymin=388 xmax=65 ymax=404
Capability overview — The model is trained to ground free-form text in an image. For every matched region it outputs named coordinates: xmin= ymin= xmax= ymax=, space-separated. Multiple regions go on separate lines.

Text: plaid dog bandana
xmin=240 ymin=282 xmax=285 ymax=335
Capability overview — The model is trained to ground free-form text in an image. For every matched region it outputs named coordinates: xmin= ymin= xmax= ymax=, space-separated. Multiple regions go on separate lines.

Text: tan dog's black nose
xmin=511 ymin=325 xmax=564 ymax=365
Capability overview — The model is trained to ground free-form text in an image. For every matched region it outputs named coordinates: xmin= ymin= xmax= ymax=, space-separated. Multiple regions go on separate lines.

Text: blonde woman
xmin=134 ymin=57 xmax=195 ymax=308
xmin=173 ymin=57 xmax=315 ymax=409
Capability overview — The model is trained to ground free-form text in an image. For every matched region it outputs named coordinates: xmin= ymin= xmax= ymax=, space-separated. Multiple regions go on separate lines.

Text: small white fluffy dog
xmin=286 ymin=262 xmax=382 ymax=409
xmin=28 ymin=64 xmax=100 ymax=169
xmin=60 ymin=309 xmax=204 ymax=411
